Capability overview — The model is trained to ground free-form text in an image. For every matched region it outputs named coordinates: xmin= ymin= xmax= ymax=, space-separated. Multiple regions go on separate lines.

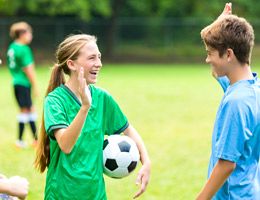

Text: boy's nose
xmin=205 ymin=56 xmax=210 ymax=63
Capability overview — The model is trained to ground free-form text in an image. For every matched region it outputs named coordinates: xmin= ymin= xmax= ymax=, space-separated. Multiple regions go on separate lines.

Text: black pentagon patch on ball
xmin=103 ymin=139 xmax=109 ymax=150
xmin=105 ymin=159 xmax=118 ymax=171
xmin=118 ymin=141 xmax=131 ymax=152
xmin=128 ymin=161 xmax=137 ymax=173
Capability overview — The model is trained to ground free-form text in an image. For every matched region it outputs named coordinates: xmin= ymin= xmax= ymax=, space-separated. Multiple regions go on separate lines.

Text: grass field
xmin=1 ymin=63 xmax=256 ymax=199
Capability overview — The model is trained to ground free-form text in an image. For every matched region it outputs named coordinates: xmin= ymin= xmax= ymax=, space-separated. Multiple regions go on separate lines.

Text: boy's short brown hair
xmin=10 ymin=21 xmax=32 ymax=40
xmin=201 ymin=15 xmax=254 ymax=65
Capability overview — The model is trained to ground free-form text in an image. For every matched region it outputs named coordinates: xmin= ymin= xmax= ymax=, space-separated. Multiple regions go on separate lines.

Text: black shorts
xmin=14 ymin=85 xmax=32 ymax=108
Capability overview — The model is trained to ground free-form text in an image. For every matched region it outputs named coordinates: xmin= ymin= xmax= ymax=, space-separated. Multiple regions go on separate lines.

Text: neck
xmin=65 ymin=78 xmax=81 ymax=98
xmin=15 ymin=39 xmax=27 ymax=45
xmin=228 ymin=63 xmax=253 ymax=85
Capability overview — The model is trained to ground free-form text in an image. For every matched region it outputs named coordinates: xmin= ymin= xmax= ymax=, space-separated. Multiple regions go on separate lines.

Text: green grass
xmin=1 ymin=63 xmax=257 ymax=199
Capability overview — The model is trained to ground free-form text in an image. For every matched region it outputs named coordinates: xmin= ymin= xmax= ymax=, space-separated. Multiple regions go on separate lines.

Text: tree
xmin=1 ymin=0 xmax=260 ymax=59
xmin=0 ymin=0 xmax=110 ymax=19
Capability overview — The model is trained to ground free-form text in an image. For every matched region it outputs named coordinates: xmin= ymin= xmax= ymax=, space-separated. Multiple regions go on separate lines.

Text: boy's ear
xmin=226 ymin=48 xmax=234 ymax=62
xmin=67 ymin=59 xmax=77 ymax=71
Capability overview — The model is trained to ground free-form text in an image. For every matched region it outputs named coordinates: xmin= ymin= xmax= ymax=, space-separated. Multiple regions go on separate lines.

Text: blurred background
xmin=1 ymin=0 xmax=260 ymax=199
xmin=1 ymin=0 xmax=260 ymax=64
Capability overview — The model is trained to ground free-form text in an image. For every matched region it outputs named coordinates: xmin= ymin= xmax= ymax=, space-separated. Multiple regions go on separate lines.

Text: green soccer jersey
xmin=44 ymin=84 xmax=128 ymax=200
xmin=7 ymin=42 xmax=34 ymax=87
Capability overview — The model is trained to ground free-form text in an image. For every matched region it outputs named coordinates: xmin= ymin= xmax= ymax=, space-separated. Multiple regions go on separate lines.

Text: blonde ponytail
xmin=34 ymin=65 xmax=65 ymax=172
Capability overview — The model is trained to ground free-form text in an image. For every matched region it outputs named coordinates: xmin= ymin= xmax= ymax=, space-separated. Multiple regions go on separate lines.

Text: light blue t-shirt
xmin=208 ymin=74 xmax=260 ymax=199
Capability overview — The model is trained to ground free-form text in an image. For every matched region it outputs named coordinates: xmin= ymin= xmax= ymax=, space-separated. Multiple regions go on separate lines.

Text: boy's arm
xmin=196 ymin=159 xmax=236 ymax=200
xmin=23 ymin=63 xmax=39 ymax=97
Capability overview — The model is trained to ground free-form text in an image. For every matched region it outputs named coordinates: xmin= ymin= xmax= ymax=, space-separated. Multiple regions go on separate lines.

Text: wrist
xmin=81 ymin=105 xmax=90 ymax=112
xmin=0 ymin=179 xmax=10 ymax=194
xmin=196 ymin=192 xmax=210 ymax=200
xmin=142 ymin=159 xmax=151 ymax=169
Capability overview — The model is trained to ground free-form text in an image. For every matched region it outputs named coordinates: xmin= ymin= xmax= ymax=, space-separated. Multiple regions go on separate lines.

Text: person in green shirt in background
xmin=7 ymin=22 xmax=39 ymax=148
xmin=34 ymin=34 xmax=151 ymax=200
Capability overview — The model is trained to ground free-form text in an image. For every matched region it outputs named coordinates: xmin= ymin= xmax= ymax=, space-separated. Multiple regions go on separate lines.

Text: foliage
xmin=0 ymin=0 xmax=23 ymax=15
xmin=1 ymin=0 xmax=260 ymax=20
xmin=1 ymin=0 xmax=260 ymax=60
xmin=0 ymin=0 xmax=111 ymax=20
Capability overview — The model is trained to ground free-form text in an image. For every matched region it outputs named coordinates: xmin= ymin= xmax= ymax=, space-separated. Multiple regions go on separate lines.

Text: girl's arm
xmin=54 ymin=105 xmax=89 ymax=154
xmin=196 ymin=159 xmax=236 ymax=200
xmin=123 ymin=124 xmax=151 ymax=199
xmin=54 ymin=67 xmax=91 ymax=154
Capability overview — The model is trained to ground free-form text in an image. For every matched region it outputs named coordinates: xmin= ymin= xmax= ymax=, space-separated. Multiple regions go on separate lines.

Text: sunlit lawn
xmin=2 ymin=63 xmax=258 ymax=199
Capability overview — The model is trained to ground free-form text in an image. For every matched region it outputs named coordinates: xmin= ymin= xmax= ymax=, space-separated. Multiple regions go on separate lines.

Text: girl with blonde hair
xmin=35 ymin=34 xmax=151 ymax=200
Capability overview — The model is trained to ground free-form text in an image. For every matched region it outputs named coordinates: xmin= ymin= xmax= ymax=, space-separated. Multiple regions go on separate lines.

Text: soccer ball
xmin=103 ymin=135 xmax=140 ymax=178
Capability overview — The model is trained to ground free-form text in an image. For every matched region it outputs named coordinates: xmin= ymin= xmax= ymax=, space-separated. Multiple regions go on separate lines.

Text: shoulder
xmin=21 ymin=45 xmax=32 ymax=54
xmin=223 ymin=83 xmax=257 ymax=111
xmin=90 ymin=85 xmax=119 ymax=106
xmin=8 ymin=43 xmax=30 ymax=54
xmin=7 ymin=42 xmax=18 ymax=53
xmin=8 ymin=42 xmax=17 ymax=48
xmin=90 ymin=85 xmax=111 ymax=97
xmin=45 ymin=86 xmax=66 ymax=103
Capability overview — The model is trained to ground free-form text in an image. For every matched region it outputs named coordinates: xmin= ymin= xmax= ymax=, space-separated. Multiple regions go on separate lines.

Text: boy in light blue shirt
xmin=197 ymin=3 xmax=260 ymax=199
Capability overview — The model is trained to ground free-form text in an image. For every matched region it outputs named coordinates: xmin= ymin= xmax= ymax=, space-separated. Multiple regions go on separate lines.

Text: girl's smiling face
xmin=74 ymin=41 xmax=102 ymax=84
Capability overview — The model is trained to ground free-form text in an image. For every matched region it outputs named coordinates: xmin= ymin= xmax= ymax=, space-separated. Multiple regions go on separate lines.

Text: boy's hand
xmin=222 ymin=3 xmax=232 ymax=15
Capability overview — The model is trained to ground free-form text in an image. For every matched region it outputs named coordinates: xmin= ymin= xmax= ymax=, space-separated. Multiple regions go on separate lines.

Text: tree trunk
xmin=105 ymin=0 xmax=125 ymax=60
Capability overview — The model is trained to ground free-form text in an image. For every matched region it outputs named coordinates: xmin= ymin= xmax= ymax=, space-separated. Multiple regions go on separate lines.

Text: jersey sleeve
xmin=104 ymin=93 xmax=128 ymax=135
xmin=44 ymin=95 xmax=69 ymax=139
xmin=214 ymin=98 xmax=253 ymax=163
xmin=217 ymin=76 xmax=230 ymax=92
xmin=21 ymin=46 xmax=34 ymax=68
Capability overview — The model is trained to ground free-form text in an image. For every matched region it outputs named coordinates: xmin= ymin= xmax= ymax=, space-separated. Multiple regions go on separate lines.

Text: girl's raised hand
xmin=78 ymin=67 xmax=91 ymax=107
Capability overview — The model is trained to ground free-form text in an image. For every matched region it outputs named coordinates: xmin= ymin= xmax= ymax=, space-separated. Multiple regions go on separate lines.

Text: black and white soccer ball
xmin=103 ymin=135 xmax=140 ymax=178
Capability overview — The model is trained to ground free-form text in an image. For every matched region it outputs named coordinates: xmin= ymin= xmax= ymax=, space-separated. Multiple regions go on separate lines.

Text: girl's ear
xmin=67 ymin=59 xmax=77 ymax=72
